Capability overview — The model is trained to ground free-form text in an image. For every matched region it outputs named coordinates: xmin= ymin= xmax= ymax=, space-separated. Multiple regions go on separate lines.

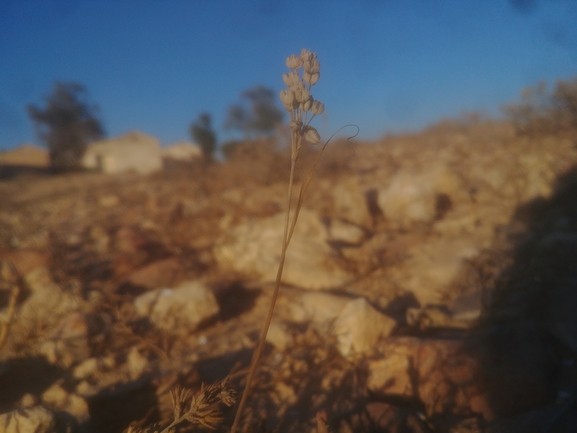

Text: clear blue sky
xmin=1 ymin=0 xmax=576 ymax=151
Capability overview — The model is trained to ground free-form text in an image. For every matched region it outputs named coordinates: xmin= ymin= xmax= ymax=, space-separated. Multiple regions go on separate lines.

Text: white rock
xmin=126 ymin=346 xmax=149 ymax=380
xmin=38 ymin=313 xmax=90 ymax=367
xmin=42 ymin=381 xmax=89 ymax=422
xmin=332 ymin=176 xmax=373 ymax=227
xmin=0 ymin=406 xmax=55 ymax=433
xmin=378 ymin=165 xmax=459 ymax=229
xmin=332 ymin=298 xmax=396 ymax=358
xmin=386 ymin=236 xmax=482 ymax=306
xmin=327 ymin=218 xmax=366 ymax=244
xmin=266 ymin=320 xmax=293 ymax=351
xmin=286 ymin=292 xmax=350 ymax=325
xmin=133 ymin=281 xmax=219 ymax=333
xmin=214 ymin=209 xmax=351 ymax=290
xmin=73 ymin=356 xmax=115 ymax=380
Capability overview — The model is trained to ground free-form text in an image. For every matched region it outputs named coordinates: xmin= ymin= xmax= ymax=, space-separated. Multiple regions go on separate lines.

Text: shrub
xmin=503 ymin=77 xmax=577 ymax=134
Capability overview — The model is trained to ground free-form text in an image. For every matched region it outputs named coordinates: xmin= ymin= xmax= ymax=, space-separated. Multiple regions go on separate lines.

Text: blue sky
xmin=1 ymin=0 xmax=576 ymax=151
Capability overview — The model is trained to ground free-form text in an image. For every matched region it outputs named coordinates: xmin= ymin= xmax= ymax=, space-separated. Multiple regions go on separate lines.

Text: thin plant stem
xmin=0 ymin=263 xmax=20 ymax=352
xmin=230 ymin=140 xmax=299 ymax=433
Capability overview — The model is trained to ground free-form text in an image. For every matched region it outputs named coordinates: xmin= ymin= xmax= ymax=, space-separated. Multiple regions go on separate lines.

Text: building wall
xmin=82 ymin=131 xmax=163 ymax=174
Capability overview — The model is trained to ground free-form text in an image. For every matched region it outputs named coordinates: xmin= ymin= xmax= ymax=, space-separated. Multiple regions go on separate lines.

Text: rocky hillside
xmin=1 ymin=119 xmax=576 ymax=433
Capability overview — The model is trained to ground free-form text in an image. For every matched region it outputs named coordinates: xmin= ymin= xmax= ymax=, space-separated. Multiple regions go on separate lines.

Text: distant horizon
xmin=2 ymin=0 xmax=576 ymax=151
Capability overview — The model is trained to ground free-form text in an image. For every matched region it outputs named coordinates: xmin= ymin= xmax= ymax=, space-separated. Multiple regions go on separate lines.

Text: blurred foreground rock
xmin=0 ymin=406 xmax=55 ymax=433
xmin=133 ymin=280 xmax=219 ymax=333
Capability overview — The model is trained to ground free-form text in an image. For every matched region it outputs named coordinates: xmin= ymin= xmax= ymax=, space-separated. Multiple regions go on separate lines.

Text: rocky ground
xmin=1 ymin=119 xmax=577 ymax=433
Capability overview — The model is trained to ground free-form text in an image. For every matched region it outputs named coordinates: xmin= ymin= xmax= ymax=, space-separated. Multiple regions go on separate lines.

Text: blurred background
xmin=1 ymin=0 xmax=576 ymax=156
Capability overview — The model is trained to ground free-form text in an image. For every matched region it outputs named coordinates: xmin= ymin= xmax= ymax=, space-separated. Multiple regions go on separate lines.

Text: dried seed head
xmin=303 ymin=125 xmax=321 ymax=144
xmin=303 ymin=72 xmax=320 ymax=86
xmin=295 ymin=86 xmax=310 ymax=103
xmin=301 ymin=96 xmax=312 ymax=112
xmin=304 ymin=59 xmax=320 ymax=74
xmin=300 ymin=48 xmax=313 ymax=62
xmin=303 ymin=50 xmax=320 ymax=74
xmin=290 ymin=118 xmax=303 ymax=133
xmin=280 ymin=89 xmax=296 ymax=111
xmin=282 ymin=72 xmax=300 ymax=87
xmin=286 ymin=54 xmax=303 ymax=69
xmin=311 ymin=99 xmax=325 ymax=116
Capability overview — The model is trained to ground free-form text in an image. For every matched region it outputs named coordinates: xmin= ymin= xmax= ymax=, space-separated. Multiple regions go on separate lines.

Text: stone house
xmin=162 ymin=140 xmax=202 ymax=162
xmin=82 ymin=131 xmax=163 ymax=175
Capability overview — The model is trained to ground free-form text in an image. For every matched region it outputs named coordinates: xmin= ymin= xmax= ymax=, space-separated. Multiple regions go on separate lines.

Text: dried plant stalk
xmin=0 ymin=264 xmax=20 ymax=351
xmin=231 ymin=48 xmax=327 ymax=433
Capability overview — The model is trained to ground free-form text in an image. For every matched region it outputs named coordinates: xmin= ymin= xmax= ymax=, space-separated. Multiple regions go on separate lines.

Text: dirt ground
xmin=1 ymin=120 xmax=577 ymax=433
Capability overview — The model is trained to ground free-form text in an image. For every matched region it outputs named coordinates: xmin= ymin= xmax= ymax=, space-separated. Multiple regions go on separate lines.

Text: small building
xmin=162 ymin=140 xmax=202 ymax=161
xmin=82 ymin=131 xmax=163 ymax=175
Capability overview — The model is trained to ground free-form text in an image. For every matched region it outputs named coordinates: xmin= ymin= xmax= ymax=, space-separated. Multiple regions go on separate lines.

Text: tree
xmin=27 ymin=82 xmax=105 ymax=170
xmin=224 ymin=86 xmax=284 ymax=139
xmin=190 ymin=113 xmax=217 ymax=161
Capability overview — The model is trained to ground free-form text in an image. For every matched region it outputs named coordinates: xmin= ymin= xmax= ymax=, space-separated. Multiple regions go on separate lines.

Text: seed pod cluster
xmin=280 ymin=49 xmax=324 ymax=150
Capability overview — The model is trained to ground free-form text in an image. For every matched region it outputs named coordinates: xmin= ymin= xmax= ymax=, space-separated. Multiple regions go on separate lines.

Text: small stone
xmin=126 ymin=346 xmax=149 ymax=380
xmin=20 ymin=393 xmax=37 ymax=408
xmin=42 ymin=381 xmax=89 ymax=422
xmin=38 ymin=313 xmax=90 ymax=367
xmin=23 ymin=267 xmax=56 ymax=292
xmin=266 ymin=320 xmax=293 ymax=351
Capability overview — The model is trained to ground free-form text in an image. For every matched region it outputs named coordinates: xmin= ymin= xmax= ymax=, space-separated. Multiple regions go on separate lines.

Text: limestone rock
xmin=0 ymin=406 xmax=55 ymax=433
xmin=38 ymin=312 xmax=91 ymax=367
xmin=265 ymin=320 xmax=293 ymax=351
xmin=326 ymin=218 xmax=366 ymax=245
xmin=214 ymin=209 xmax=351 ymax=290
xmin=331 ymin=176 xmax=373 ymax=227
xmin=18 ymin=284 xmax=85 ymax=334
xmin=286 ymin=291 xmax=350 ymax=325
xmin=133 ymin=281 xmax=219 ymax=333
xmin=378 ymin=165 xmax=460 ymax=229
xmin=73 ymin=356 xmax=116 ymax=380
xmin=126 ymin=346 xmax=149 ymax=380
xmin=42 ymin=380 xmax=89 ymax=422
xmin=386 ymin=236 xmax=482 ymax=306
xmin=333 ymin=298 xmax=396 ymax=357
